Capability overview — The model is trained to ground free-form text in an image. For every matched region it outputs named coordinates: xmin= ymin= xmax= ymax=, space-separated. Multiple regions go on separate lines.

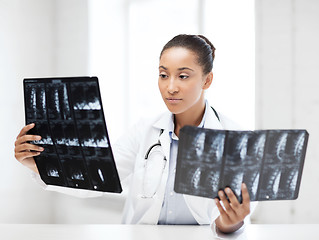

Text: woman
xmin=14 ymin=34 xmax=252 ymax=233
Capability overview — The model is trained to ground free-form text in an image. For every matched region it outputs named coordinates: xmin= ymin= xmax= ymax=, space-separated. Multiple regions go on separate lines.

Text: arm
xmin=214 ymin=183 xmax=250 ymax=234
xmin=112 ymin=121 xmax=143 ymax=184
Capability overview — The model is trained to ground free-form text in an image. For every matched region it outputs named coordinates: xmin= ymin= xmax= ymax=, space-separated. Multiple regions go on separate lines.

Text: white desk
xmin=1 ymin=224 xmax=318 ymax=240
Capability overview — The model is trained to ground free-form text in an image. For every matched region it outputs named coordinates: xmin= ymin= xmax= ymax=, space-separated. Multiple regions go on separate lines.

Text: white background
xmin=0 ymin=0 xmax=318 ymax=224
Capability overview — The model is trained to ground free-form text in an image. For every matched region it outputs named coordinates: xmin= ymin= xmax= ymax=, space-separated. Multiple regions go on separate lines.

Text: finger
xmin=214 ymin=198 xmax=228 ymax=218
xmin=218 ymin=190 xmax=235 ymax=215
xmin=15 ymin=151 xmax=40 ymax=162
xmin=15 ymin=134 xmax=41 ymax=146
xmin=225 ymin=187 xmax=240 ymax=210
xmin=15 ymin=143 xmax=44 ymax=153
xmin=17 ymin=123 xmax=35 ymax=139
xmin=241 ymin=183 xmax=251 ymax=211
xmin=241 ymin=183 xmax=250 ymax=203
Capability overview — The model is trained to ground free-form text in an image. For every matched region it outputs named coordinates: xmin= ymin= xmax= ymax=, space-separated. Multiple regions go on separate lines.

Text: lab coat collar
xmin=153 ymin=111 xmax=173 ymax=132
xmin=203 ymin=103 xmax=224 ymax=130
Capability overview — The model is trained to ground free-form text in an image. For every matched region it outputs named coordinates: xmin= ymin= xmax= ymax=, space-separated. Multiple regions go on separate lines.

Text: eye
xmin=159 ymin=73 xmax=168 ymax=79
xmin=179 ymin=75 xmax=189 ymax=80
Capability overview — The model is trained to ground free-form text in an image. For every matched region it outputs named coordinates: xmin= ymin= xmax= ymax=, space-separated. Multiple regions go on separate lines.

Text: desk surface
xmin=1 ymin=224 xmax=318 ymax=240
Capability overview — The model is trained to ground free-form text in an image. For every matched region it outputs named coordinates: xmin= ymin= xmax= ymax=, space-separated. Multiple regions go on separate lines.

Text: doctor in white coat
xmin=15 ymin=34 xmax=252 ymax=234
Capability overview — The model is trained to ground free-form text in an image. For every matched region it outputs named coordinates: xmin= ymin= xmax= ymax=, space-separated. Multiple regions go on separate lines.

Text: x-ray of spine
xmin=258 ymin=130 xmax=307 ymax=200
xmin=222 ymin=131 xmax=266 ymax=201
xmin=47 ymin=83 xmax=72 ymax=120
xmin=71 ymin=82 xmax=108 ymax=148
xmin=242 ymin=132 xmax=266 ymax=200
xmin=72 ymin=82 xmax=101 ymax=111
xmin=174 ymin=126 xmax=308 ymax=201
xmin=25 ymin=84 xmax=53 ymax=146
xmin=76 ymin=122 xmax=109 ymax=148
xmin=25 ymin=83 xmax=46 ymax=120
xmin=175 ymin=128 xmax=225 ymax=198
xmin=222 ymin=132 xmax=248 ymax=198
xmin=24 ymin=77 xmax=122 ymax=193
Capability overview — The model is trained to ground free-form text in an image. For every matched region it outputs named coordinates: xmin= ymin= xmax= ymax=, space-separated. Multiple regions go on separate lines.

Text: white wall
xmin=0 ymin=0 xmax=124 ymax=224
xmin=253 ymin=0 xmax=319 ymax=223
xmin=0 ymin=0 xmax=56 ymax=223
xmin=2 ymin=0 xmax=318 ymax=224
xmin=50 ymin=1 xmax=126 ymax=224
xmin=203 ymin=0 xmax=255 ymax=130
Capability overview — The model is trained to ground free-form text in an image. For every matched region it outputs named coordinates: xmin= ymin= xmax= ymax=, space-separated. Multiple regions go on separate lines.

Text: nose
xmin=167 ymin=77 xmax=179 ymax=94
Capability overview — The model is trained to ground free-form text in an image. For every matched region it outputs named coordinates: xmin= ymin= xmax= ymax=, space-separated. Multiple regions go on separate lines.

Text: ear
xmin=202 ymin=72 xmax=213 ymax=90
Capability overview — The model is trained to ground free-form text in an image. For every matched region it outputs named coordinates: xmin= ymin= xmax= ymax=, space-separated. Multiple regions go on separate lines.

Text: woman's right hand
xmin=14 ymin=123 xmax=44 ymax=174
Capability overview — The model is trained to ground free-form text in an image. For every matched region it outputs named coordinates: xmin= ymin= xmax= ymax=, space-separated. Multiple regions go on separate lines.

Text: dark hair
xmin=160 ymin=34 xmax=216 ymax=74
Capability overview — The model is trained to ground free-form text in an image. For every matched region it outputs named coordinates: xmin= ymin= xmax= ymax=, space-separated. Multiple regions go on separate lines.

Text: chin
xmin=165 ymin=104 xmax=185 ymax=115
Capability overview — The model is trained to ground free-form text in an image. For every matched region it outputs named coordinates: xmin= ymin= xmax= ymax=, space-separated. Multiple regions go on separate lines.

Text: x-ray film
xmin=23 ymin=77 xmax=122 ymax=193
xmin=174 ymin=126 xmax=308 ymax=201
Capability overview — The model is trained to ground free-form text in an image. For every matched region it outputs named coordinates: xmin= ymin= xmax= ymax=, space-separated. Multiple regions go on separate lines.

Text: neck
xmin=174 ymin=96 xmax=206 ymax=137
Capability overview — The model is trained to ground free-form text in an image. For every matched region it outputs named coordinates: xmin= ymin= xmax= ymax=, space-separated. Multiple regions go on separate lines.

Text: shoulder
xmin=218 ymin=112 xmax=243 ymax=130
xmin=120 ymin=111 xmax=169 ymax=141
xmin=206 ymin=102 xmax=243 ymax=130
xmin=133 ymin=111 xmax=169 ymax=130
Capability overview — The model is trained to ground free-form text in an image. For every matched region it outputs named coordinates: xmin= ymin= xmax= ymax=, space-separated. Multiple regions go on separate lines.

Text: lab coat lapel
xmin=158 ymin=130 xmax=171 ymax=161
xmin=153 ymin=112 xmax=173 ymax=161
xmin=135 ymin=113 xmax=172 ymax=224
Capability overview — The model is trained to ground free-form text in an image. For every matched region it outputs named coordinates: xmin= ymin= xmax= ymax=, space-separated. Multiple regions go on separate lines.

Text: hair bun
xmin=197 ymin=35 xmax=215 ymax=60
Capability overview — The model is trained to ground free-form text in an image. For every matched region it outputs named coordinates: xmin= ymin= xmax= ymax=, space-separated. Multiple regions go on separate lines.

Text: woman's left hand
xmin=214 ymin=183 xmax=251 ymax=233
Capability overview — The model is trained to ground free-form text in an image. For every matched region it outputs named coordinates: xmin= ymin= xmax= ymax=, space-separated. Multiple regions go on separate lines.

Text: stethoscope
xmin=142 ymin=129 xmax=167 ymax=198
xmin=141 ymin=106 xmax=220 ymax=198
xmin=144 ymin=129 xmax=166 ymax=160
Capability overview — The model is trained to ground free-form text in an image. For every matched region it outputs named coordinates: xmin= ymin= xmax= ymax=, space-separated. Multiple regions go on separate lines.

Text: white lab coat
xmin=33 ymin=104 xmax=256 ymax=225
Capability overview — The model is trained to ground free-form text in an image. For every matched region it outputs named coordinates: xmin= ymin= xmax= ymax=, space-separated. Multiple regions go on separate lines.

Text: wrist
xmin=29 ymin=164 xmax=39 ymax=174
xmin=214 ymin=217 xmax=244 ymax=234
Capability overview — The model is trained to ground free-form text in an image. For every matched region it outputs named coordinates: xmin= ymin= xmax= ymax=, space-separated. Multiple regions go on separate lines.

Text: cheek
xmin=184 ymin=83 xmax=203 ymax=99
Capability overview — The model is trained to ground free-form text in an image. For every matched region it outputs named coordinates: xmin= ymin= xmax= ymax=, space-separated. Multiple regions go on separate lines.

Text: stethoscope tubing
xmin=144 ymin=142 xmax=161 ymax=160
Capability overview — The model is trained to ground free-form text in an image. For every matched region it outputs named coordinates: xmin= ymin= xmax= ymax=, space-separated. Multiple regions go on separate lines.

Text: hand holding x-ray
xmin=214 ymin=183 xmax=250 ymax=233
xmin=14 ymin=123 xmax=42 ymax=174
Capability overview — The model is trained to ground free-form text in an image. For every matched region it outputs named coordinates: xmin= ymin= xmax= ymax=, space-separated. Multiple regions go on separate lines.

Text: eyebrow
xmin=178 ymin=67 xmax=194 ymax=71
xmin=159 ymin=65 xmax=168 ymax=70
xmin=159 ymin=66 xmax=194 ymax=71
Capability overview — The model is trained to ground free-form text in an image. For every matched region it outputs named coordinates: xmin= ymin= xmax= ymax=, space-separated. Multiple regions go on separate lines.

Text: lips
xmin=166 ymin=98 xmax=182 ymax=104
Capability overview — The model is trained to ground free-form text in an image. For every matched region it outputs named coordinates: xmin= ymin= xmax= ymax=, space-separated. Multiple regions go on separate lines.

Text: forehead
xmin=159 ymin=47 xmax=199 ymax=69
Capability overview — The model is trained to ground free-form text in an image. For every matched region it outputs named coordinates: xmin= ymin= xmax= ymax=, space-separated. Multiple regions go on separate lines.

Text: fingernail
xmin=219 ymin=191 xmax=224 ymax=197
xmin=242 ymin=183 xmax=247 ymax=189
xmin=226 ymin=188 xmax=231 ymax=194
xmin=35 ymin=136 xmax=41 ymax=140
xmin=39 ymin=147 xmax=44 ymax=151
